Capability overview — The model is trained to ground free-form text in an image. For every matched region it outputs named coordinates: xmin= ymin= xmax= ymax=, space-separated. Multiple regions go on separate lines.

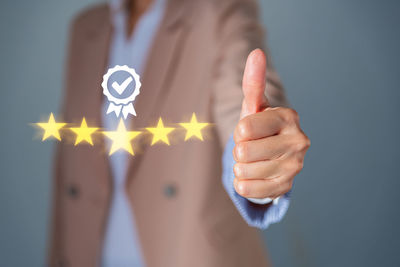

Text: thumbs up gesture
xmin=233 ymin=49 xmax=310 ymax=199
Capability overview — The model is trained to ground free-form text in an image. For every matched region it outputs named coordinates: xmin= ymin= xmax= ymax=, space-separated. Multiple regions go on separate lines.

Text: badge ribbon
xmin=102 ymin=65 xmax=141 ymax=119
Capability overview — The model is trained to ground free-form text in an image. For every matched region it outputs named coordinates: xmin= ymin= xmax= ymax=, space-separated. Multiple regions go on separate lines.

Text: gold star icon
xmin=146 ymin=118 xmax=175 ymax=145
xmin=69 ymin=118 xmax=98 ymax=146
xmin=36 ymin=113 xmax=66 ymax=141
xmin=179 ymin=113 xmax=209 ymax=141
xmin=102 ymin=119 xmax=141 ymax=155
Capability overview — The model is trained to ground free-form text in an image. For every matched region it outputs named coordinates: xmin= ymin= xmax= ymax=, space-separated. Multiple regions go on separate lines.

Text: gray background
xmin=0 ymin=0 xmax=399 ymax=266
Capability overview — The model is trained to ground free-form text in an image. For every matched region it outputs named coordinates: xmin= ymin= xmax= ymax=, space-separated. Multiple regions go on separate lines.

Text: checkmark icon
xmin=102 ymin=65 xmax=141 ymax=118
xmin=112 ymin=76 xmax=133 ymax=95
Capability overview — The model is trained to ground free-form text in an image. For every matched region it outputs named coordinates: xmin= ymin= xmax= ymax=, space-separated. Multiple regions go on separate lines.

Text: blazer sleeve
xmin=47 ymin=10 xmax=82 ymax=265
xmin=210 ymin=0 xmax=291 ymax=229
xmin=211 ymin=0 xmax=288 ymax=147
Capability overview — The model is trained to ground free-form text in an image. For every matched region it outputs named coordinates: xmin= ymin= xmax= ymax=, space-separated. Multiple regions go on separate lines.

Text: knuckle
xmin=235 ymin=142 xmax=249 ymax=162
xmin=283 ymin=180 xmax=293 ymax=194
xmin=294 ymin=141 xmax=305 ymax=152
xmin=233 ymin=163 xmax=240 ymax=177
xmin=293 ymin=134 xmax=310 ymax=152
xmin=294 ymin=160 xmax=304 ymax=175
xmin=283 ymin=160 xmax=294 ymax=172
xmin=236 ymin=180 xmax=249 ymax=197
xmin=290 ymin=139 xmax=303 ymax=152
xmin=272 ymin=178 xmax=292 ymax=197
xmin=232 ymin=147 xmax=237 ymax=160
xmin=233 ymin=163 xmax=246 ymax=178
xmin=282 ymin=108 xmax=299 ymax=123
xmin=290 ymin=108 xmax=300 ymax=121
xmin=237 ymin=118 xmax=253 ymax=140
xmin=305 ymin=135 xmax=311 ymax=148
xmin=298 ymin=160 xmax=304 ymax=171
xmin=284 ymin=159 xmax=303 ymax=175
xmin=271 ymin=178 xmax=285 ymax=198
xmin=294 ymin=159 xmax=303 ymax=172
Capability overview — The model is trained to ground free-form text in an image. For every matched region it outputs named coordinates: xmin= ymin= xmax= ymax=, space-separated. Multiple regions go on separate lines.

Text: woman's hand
xmin=233 ymin=49 xmax=310 ymax=199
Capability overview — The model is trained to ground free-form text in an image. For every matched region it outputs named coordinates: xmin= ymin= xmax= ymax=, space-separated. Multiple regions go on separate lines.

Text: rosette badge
xmin=102 ymin=65 xmax=141 ymax=119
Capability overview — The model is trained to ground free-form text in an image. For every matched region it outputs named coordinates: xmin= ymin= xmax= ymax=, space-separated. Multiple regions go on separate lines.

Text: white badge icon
xmin=102 ymin=65 xmax=141 ymax=119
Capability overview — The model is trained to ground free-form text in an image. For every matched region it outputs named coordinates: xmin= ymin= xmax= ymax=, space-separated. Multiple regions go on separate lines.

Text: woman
xmin=49 ymin=0 xmax=309 ymax=266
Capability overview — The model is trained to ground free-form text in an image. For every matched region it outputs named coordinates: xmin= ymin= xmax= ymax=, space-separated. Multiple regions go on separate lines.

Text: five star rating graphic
xmin=146 ymin=118 xmax=175 ymax=146
xmin=37 ymin=113 xmax=66 ymax=141
xmin=180 ymin=113 xmax=209 ymax=141
xmin=103 ymin=119 xmax=141 ymax=155
xmin=34 ymin=113 xmax=210 ymax=156
xmin=69 ymin=118 xmax=98 ymax=146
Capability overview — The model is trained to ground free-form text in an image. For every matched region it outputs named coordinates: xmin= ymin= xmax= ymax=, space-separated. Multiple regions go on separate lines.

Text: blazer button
xmin=163 ymin=184 xmax=177 ymax=198
xmin=66 ymin=184 xmax=79 ymax=199
xmin=56 ymin=259 xmax=69 ymax=267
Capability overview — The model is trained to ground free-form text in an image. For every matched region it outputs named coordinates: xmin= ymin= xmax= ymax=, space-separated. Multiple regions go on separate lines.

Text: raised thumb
xmin=240 ymin=48 xmax=269 ymax=119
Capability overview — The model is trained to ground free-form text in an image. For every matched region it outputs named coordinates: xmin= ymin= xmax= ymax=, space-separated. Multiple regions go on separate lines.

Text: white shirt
xmin=101 ymin=0 xmax=167 ymax=266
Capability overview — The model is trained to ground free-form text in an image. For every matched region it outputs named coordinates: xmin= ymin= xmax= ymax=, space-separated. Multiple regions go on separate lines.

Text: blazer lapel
xmin=132 ymin=0 xmax=192 ymax=128
xmin=78 ymin=6 xmax=113 ymax=190
xmin=126 ymin=0 xmax=194 ymax=182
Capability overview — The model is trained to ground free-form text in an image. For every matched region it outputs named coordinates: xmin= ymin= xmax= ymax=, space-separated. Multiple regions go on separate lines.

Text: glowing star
xmin=36 ymin=113 xmax=66 ymax=141
xmin=179 ymin=113 xmax=209 ymax=141
xmin=69 ymin=118 xmax=98 ymax=146
xmin=102 ymin=119 xmax=141 ymax=155
xmin=146 ymin=118 xmax=175 ymax=145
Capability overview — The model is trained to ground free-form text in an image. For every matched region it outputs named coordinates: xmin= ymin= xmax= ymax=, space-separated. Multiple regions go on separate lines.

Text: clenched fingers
xmin=234 ymin=177 xmax=293 ymax=199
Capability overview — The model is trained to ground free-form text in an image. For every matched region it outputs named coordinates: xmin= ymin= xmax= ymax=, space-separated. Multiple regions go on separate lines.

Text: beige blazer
xmin=49 ymin=0 xmax=287 ymax=266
